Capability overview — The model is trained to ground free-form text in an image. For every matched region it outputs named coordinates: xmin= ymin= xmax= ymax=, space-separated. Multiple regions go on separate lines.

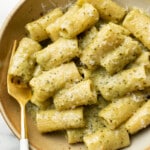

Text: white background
xmin=0 ymin=0 xmax=20 ymax=149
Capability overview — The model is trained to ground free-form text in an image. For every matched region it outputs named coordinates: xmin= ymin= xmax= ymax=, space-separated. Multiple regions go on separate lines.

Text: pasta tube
xmin=89 ymin=68 xmax=108 ymax=92
xmin=80 ymin=23 xmax=129 ymax=69
xmin=78 ymin=26 xmax=98 ymax=50
xmin=83 ymin=128 xmax=130 ymax=150
xmin=128 ymin=51 xmax=150 ymax=68
xmin=123 ymin=9 xmax=150 ymax=50
xmin=8 ymin=37 xmax=42 ymax=87
xmin=67 ymin=129 xmax=84 ymax=144
xmin=25 ymin=8 xmax=63 ymax=41
xmin=35 ymin=38 xmax=80 ymax=70
xmin=100 ymin=36 xmax=141 ymax=74
xmin=77 ymin=0 xmax=126 ymax=23
xmin=99 ymin=92 xmax=145 ymax=129
xmin=36 ymin=108 xmax=85 ymax=132
xmin=31 ymin=99 xmax=52 ymax=110
xmin=78 ymin=67 xmax=92 ymax=80
xmin=54 ymin=80 xmax=97 ymax=110
xmin=46 ymin=5 xmax=80 ymax=41
xmin=33 ymin=65 xmax=43 ymax=77
xmin=30 ymin=62 xmax=82 ymax=102
xmin=125 ymin=100 xmax=150 ymax=134
xmin=67 ymin=98 xmax=107 ymax=144
xmin=99 ymin=65 xmax=150 ymax=100
xmin=60 ymin=3 xmax=99 ymax=38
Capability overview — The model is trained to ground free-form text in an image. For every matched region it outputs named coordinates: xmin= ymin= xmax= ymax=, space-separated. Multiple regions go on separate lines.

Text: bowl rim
xmin=0 ymin=0 xmax=35 ymax=149
xmin=0 ymin=0 xmax=25 ymax=42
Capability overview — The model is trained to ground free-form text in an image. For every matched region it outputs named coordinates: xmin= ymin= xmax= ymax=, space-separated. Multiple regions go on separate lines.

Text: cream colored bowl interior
xmin=0 ymin=0 xmax=150 ymax=150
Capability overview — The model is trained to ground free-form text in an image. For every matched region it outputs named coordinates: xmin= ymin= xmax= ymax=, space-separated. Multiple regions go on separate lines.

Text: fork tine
xmin=7 ymin=40 xmax=17 ymax=94
xmin=9 ymin=40 xmax=17 ymax=67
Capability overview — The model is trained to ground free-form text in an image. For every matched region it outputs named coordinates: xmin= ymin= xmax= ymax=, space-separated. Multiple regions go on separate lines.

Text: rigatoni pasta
xmin=99 ymin=92 xmax=145 ymax=129
xmin=60 ymin=3 xmax=99 ymax=38
xmin=98 ymin=65 xmax=150 ymax=100
xmin=35 ymin=38 xmax=80 ymax=70
xmin=31 ymin=99 xmax=52 ymax=110
xmin=100 ymin=36 xmax=141 ymax=74
xmin=125 ymin=100 xmax=150 ymax=134
xmin=46 ymin=5 xmax=80 ymax=41
xmin=128 ymin=51 xmax=150 ymax=68
xmin=77 ymin=0 xmax=126 ymax=23
xmin=78 ymin=26 xmax=98 ymax=50
xmin=123 ymin=9 xmax=150 ymax=50
xmin=36 ymin=108 xmax=85 ymax=132
xmin=78 ymin=67 xmax=92 ymax=80
xmin=90 ymin=68 xmax=109 ymax=91
xmin=83 ymin=128 xmax=130 ymax=150
xmin=80 ymin=23 xmax=129 ymax=69
xmin=8 ymin=37 xmax=42 ymax=87
xmin=30 ymin=62 xmax=82 ymax=102
xmin=54 ymin=79 xmax=97 ymax=110
xmin=67 ymin=129 xmax=84 ymax=144
xmin=25 ymin=8 xmax=63 ymax=42
xmin=32 ymin=65 xmax=43 ymax=77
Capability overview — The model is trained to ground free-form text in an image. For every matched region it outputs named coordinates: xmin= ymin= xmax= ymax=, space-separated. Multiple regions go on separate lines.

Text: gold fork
xmin=7 ymin=40 xmax=31 ymax=150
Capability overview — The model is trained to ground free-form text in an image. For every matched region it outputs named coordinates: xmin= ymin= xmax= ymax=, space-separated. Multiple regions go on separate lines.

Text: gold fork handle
xmin=20 ymin=104 xmax=29 ymax=150
xmin=21 ymin=104 xmax=27 ymax=138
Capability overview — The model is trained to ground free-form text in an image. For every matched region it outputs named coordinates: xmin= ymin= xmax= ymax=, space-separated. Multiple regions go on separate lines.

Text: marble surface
xmin=0 ymin=0 xmax=20 ymax=149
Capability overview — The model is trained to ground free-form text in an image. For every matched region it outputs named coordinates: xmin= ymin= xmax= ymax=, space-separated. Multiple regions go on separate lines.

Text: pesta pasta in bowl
xmin=0 ymin=0 xmax=150 ymax=150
